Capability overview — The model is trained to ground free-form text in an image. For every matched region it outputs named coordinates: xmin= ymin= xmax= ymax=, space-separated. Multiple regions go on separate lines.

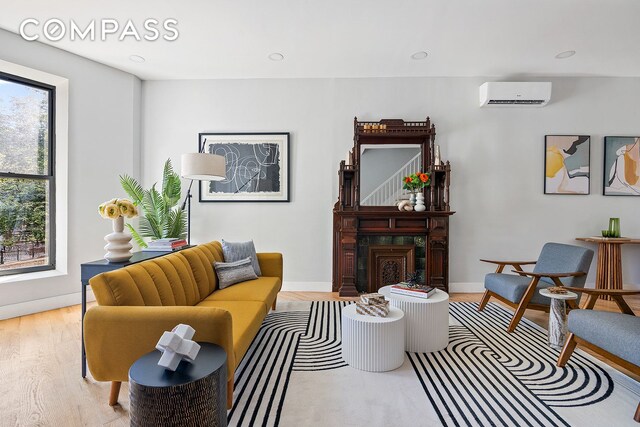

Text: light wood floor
xmin=0 ymin=292 xmax=638 ymax=426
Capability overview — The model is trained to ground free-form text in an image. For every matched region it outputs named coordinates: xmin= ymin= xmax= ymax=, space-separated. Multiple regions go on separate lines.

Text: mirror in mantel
xmin=359 ymin=144 xmax=422 ymax=206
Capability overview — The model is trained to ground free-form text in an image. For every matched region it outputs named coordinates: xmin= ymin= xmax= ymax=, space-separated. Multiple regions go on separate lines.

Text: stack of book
xmin=143 ymin=238 xmax=188 ymax=252
xmin=390 ymin=282 xmax=437 ymax=299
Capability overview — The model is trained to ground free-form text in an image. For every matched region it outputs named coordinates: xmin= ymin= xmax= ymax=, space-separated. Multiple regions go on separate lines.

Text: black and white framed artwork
xmin=198 ymin=132 xmax=290 ymax=202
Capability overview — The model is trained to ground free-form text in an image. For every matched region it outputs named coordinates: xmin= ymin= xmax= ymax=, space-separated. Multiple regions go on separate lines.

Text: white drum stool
xmin=379 ymin=286 xmax=449 ymax=353
xmin=341 ymin=304 xmax=405 ymax=372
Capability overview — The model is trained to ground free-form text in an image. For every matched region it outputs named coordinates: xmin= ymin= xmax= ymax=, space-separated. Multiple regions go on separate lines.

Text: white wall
xmin=142 ymin=76 xmax=640 ymax=291
xmin=0 ymin=29 xmax=141 ymax=317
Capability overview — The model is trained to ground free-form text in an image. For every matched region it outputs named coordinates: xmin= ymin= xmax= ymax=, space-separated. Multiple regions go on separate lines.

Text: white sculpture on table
xmin=156 ymin=324 xmax=201 ymax=371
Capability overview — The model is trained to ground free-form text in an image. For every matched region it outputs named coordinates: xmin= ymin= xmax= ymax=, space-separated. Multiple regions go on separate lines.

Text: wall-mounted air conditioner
xmin=479 ymin=82 xmax=552 ymax=107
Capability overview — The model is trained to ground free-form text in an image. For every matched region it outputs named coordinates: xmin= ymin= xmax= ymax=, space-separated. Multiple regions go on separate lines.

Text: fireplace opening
xmin=356 ymin=236 xmax=426 ymax=293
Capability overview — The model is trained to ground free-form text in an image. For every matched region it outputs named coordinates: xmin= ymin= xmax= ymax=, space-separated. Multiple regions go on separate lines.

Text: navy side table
xmin=129 ymin=343 xmax=227 ymax=427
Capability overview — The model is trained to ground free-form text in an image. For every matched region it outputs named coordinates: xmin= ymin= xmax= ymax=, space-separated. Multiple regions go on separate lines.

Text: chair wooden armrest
xmin=511 ymin=270 xmax=585 ymax=279
xmin=511 ymin=270 xmax=585 ymax=288
xmin=480 ymin=259 xmax=537 ymax=274
xmin=480 ymin=259 xmax=537 ymax=265
xmin=561 ymin=287 xmax=640 ymax=315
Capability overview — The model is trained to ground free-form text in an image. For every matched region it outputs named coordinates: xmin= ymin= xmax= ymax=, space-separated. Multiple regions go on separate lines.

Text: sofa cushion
xmin=90 ymin=252 xmax=200 ymax=306
xmin=202 ymin=276 xmax=280 ymax=313
xmin=568 ymin=310 xmax=640 ymax=366
xmin=214 ymin=257 xmax=258 ymax=289
xmin=484 ymin=273 xmax=552 ymax=305
xmin=222 ymin=240 xmax=262 ymax=276
xmin=195 ymin=300 xmax=266 ymax=365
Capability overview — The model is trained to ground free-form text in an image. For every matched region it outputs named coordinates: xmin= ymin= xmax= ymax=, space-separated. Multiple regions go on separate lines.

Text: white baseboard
xmin=281 ymin=281 xmax=332 ymax=292
xmin=0 ymin=291 xmax=92 ymax=321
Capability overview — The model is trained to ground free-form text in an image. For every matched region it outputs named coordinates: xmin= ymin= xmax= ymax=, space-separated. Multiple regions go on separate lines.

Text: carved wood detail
xmin=367 ymin=245 xmax=416 ymax=293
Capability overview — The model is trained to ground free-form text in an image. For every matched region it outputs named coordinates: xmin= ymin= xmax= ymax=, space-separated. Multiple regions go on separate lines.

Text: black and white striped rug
xmin=228 ymin=301 xmax=640 ymax=427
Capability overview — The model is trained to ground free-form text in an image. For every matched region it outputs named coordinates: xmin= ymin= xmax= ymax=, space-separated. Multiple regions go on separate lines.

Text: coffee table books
xmin=390 ymin=283 xmax=437 ymax=299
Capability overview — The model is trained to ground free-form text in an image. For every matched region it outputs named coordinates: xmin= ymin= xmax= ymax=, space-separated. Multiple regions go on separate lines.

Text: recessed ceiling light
xmin=411 ymin=51 xmax=428 ymax=60
xmin=555 ymin=50 xmax=576 ymax=59
xmin=268 ymin=53 xmax=284 ymax=61
xmin=129 ymin=55 xmax=145 ymax=63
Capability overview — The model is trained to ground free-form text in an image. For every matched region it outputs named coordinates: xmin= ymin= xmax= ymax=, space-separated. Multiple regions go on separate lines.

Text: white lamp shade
xmin=181 ymin=153 xmax=225 ymax=181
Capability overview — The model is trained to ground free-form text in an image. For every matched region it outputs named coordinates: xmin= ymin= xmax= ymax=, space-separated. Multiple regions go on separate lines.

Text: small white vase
xmin=414 ymin=193 xmax=426 ymax=212
xmin=104 ymin=216 xmax=133 ymax=262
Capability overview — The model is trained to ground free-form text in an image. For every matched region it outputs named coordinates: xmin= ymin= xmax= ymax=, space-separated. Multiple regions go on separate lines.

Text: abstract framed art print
xmin=603 ymin=136 xmax=640 ymax=196
xmin=544 ymin=135 xmax=590 ymax=194
xmin=198 ymin=132 xmax=290 ymax=202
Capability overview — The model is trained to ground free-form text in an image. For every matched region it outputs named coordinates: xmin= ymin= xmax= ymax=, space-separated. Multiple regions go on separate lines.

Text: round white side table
xmin=539 ymin=288 xmax=578 ymax=350
xmin=341 ymin=304 xmax=405 ymax=372
xmin=379 ymin=286 xmax=449 ymax=353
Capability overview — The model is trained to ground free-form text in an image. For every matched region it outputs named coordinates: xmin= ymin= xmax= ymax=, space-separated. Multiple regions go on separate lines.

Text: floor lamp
xmin=180 ymin=152 xmax=225 ymax=244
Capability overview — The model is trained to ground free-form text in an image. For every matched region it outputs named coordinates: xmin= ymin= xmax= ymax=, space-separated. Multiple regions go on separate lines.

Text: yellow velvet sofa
xmin=83 ymin=241 xmax=282 ymax=408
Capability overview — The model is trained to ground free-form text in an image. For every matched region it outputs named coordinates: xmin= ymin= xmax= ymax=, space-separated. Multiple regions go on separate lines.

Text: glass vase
xmin=608 ymin=218 xmax=621 ymax=238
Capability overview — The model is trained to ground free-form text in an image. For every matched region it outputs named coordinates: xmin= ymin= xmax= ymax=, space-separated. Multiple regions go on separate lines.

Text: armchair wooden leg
xmin=478 ymin=290 xmax=492 ymax=311
xmin=109 ymin=381 xmax=121 ymax=406
xmin=272 ymin=296 xmax=277 ymax=311
xmin=227 ymin=378 xmax=234 ymax=409
xmin=507 ymin=277 xmax=540 ymax=333
xmin=557 ymin=333 xmax=577 ymax=367
xmin=634 ymin=401 xmax=640 ymax=423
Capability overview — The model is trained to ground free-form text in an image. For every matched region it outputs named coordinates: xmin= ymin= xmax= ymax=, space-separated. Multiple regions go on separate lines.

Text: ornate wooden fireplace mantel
xmin=332 ymin=118 xmax=454 ymax=297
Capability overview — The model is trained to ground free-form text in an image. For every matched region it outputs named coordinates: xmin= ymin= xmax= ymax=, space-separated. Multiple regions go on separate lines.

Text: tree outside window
xmin=0 ymin=72 xmax=55 ymax=275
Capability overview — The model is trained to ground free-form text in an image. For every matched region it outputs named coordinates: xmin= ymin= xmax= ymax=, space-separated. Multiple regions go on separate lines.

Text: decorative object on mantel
xmin=402 ymin=172 xmax=430 ymax=212
xmin=603 ymin=136 xmax=640 ymax=196
xmin=396 ymin=200 xmax=413 ymax=211
xmin=355 ymin=293 xmax=390 ymax=317
xmin=333 ymin=117 xmax=454 ymax=297
xmin=98 ymin=198 xmax=138 ymax=262
xmin=156 ymin=324 xmax=201 ymax=371
xmin=434 ymin=144 xmax=442 ymax=166
xmin=120 ymin=159 xmax=187 ymax=248
xmin=198 ymin=132 xmax=290 ymax=202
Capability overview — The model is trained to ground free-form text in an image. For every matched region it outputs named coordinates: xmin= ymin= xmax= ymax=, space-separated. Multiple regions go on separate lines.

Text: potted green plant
xmin=119 ymin=159 xmax=186 ymax=248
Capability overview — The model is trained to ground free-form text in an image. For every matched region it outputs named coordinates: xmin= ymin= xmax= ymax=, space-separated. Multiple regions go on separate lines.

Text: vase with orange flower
xmin=402 ymin=172 xmax=431 ymax=212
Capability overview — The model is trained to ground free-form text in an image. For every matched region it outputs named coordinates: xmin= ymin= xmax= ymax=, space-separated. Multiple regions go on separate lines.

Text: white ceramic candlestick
xmin=104 ymin=216 xmax=133 ymax=262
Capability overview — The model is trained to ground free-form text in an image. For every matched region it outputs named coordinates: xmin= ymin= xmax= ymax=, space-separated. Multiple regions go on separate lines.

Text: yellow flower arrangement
xmin=98 ymin=198 xmax=139 ymax=220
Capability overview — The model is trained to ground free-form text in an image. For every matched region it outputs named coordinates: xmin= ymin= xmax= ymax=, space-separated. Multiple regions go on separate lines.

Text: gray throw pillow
xmin=222 ymin=239 xmax=262 ymax=276
xmin=214 ymin=257 xmax=258 ymax=289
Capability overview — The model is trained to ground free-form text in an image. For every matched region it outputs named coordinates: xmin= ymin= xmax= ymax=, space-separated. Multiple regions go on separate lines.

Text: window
xmin=0 ymin=72 xmax=55 ymax=276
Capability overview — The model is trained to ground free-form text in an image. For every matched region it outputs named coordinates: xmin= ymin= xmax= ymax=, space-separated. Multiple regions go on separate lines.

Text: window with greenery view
xmin=0 ymin=72 xmax=55 ymax=276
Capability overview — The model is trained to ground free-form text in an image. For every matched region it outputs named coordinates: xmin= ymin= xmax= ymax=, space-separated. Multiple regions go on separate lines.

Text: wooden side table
xmin=576 ymin=237 xmax=640 ymax=300
xmin=129 ymin=342 xmax=227 ymax=427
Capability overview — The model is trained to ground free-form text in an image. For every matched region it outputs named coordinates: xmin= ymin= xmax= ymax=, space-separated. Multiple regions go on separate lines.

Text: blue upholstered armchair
xmin=478 ymin=242 xmax=594 ymax=332
xmin=556 ymin=287 xmax=640 ymax=422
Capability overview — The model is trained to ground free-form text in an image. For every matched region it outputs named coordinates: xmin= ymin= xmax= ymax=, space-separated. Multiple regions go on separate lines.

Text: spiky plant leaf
xmin=125 ymin=223 xmax=148 ymax=248
xmin=165 ymin=207 xmax=187 ymax=240
xmin=162 ymin=159 xmax=182 ymax=207
xmin=120 ymin=158 xmax=186 ymax=242
xmin=139 ymin=215 xmax=162 ymax=239
xmin=119 ymin=174 xmax=145 ymax=205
